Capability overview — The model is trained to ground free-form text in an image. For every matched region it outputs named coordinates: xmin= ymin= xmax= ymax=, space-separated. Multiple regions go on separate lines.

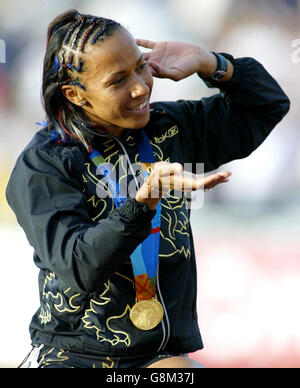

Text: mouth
xmin=127 ymin=100 xmax=149 ymax=112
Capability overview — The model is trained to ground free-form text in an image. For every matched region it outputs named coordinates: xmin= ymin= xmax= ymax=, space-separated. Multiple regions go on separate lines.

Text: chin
xmin=127 ymin=113 xmax=150 ymax=130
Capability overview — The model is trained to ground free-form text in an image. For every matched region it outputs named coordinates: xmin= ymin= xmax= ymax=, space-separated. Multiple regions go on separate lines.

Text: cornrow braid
xmin=91 ymin=20 xmax=118 ymax=45
xmin=64 ymin=18 xmax=83 ymax=45
xmin=79 ymin=21 xmax=98 ymax=52
xmin=72 ymin=16 xmax=86 ymax=49
xmin=42 ymin=9 xmax=122 ymax=150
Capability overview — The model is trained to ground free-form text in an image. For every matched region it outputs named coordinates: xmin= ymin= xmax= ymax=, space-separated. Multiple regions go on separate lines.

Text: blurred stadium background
xmin=0 ymin=0 xmax=299 ymax=368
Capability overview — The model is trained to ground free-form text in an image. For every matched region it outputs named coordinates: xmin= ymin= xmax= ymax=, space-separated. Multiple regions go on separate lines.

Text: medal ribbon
xmin=89 ymin=130 xmax=161 ymax=301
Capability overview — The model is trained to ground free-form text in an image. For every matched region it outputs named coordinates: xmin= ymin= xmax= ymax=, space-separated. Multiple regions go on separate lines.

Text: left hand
xmin=135 ymin=161 xmax=231 ymax=210
xmin=136 ymin=39 xmax=216 ymax=81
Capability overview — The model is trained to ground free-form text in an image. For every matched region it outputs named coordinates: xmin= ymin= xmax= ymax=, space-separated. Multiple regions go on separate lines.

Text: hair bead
xmin=51 ymin=55 xmax=60 ymax=76
xmin=67 ymin=80 xmax=86 ymax=90
xmin=65 ymin=60 xmax=83 ymax=73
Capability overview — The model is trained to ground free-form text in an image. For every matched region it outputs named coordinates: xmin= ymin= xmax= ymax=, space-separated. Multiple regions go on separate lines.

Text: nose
xmin=130 ymin=76 xmax=149 ymax=99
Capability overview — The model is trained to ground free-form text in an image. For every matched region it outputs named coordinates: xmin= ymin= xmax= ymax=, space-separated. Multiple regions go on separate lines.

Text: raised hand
xmin=136 ymin=39 xmax=217 ymax=81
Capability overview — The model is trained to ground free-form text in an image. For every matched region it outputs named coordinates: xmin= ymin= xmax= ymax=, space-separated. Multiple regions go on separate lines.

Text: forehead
xmin=83 ymin=29 xmax=141 ymax=78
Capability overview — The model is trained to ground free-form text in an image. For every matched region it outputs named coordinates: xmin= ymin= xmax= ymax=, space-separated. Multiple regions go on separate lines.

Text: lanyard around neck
xmin=88 ymin=129 xmax=161 ymax=301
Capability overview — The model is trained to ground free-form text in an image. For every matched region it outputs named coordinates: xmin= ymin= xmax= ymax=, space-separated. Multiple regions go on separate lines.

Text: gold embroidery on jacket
xmin=150 ymin=141 xmax=164 ymax=162
xmin=154 ymin=125 xmax=179 ymax=144
xmin=106 ymin=305 xmax=131 ymax=347
xmin=81 ymin=281 xmax=131 ymax=347
xmin=159 ymin=194 xmax=191 ymax=259
xmin=39 ymin=273 xmax=82 ymax=325
xmin=102 ymin=357 xmax=115 ymax=368
xmin=39 ymin=347 xmax=70 ymax=368
xmin=87 ymin=195 xmax=108 ymax=222
xmin=114 ymin=272 xmax=135 ymax=288
xmin=54 ymin=288 xmax=81 ymax=313
xmin=82 ymin=305 xmax=131 ymax=347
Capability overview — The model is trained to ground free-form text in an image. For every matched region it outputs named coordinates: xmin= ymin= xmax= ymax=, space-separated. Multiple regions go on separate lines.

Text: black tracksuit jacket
xmin=6 ymin=54 xmax=290 ymax=357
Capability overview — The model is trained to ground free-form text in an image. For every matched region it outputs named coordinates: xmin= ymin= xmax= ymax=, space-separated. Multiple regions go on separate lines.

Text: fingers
xmin=171 ymin=173 xmax=197 ymax=192
xmin=135 ymin=39 xmax=156 ymax=49
xmin=143 ymin=163 xmax=231 ymax=198
xmin=148 ymin=62 xmax=183 ymax=81
xmin=142 ymin=55 xmax=162 ymax=78
xmin=218 ymin=171 xmax=232 ymax=179
xmin=148 ymin=162 xmax=183 ymax=197
xmin=153 ymin=162 xmax=183 ymax=177
xmin=143 ymin=53 xmax=151 ymax=61
xmin=148 ymin=62 xmax=159 ymax=77
xmin=170 ymin=170 xmax=231 ymax=193
xmin=148 ymin=62 xmax=165 ymax=78
xmin=202 ymin=171 xmax=232 ymax=191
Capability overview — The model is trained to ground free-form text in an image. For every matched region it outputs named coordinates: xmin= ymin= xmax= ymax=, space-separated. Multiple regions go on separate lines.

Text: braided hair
xmin=42 ymin=9 xmax=121 ymax=150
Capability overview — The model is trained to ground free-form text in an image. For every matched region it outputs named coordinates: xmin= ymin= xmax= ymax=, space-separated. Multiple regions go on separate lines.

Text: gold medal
xmin=130 ymin=298 xmax=164 ymax=331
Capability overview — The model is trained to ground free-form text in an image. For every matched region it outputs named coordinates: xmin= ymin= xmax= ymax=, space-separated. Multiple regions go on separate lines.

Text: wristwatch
xmin=209 ymin=52 xmax=228 ymax=80
xmin=201 ymin=52 xmax=229 ymax=87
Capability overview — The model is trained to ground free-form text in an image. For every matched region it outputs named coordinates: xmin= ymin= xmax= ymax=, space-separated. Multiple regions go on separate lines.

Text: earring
xmin=79 ymin=101 xmax=86 ymax=107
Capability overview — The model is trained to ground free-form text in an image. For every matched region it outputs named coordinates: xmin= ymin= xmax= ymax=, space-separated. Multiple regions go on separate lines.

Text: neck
xmin=99 ymin=126 xmax=125 ymax=138
xmin=84 ymin=113 xmax=124 ymax=138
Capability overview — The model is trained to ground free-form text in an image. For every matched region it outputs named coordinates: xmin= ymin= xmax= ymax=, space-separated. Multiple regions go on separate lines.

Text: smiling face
xmin=61 ymin=28 xmax=153 ymax=137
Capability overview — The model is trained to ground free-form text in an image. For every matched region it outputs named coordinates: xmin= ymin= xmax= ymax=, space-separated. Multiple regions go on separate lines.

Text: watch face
xmin=211 ymin=70 xmax=226 ymax=80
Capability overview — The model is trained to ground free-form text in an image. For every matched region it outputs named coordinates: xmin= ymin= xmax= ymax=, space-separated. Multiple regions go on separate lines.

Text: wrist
xmin=196 ymin=51 xmax=218 ymax=78
xmin=199 ymin=52 xmax=234 ymax=83
xmin=135 ymin=180 xmax=161 ymax=210
xmin=135 ymin=194 xmax=160 ymax=210
xmin=219 ymin=59 xmax=234 ymax=82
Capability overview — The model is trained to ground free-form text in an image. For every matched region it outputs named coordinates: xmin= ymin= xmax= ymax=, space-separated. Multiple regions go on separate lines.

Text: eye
xmin=138 ymin=62 xmax=148 ymax=71
xmin=111 ymin=77 xmax=125 ymax=86
xmin=110 ymin=62 xmax=148 ymax=87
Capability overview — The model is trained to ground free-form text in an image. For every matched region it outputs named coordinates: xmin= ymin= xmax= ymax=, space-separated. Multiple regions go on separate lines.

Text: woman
xmin=6 ymin=9 xmax=289 ymax=368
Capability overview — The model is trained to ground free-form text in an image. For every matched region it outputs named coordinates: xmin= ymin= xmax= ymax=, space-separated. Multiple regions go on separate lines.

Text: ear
xmin=61 ymin=85 xmax=85 ymax=107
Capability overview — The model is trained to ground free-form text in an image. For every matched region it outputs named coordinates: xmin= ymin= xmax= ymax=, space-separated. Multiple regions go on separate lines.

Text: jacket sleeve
xmin=160 ymin=54 xmax=290 ymax=172
xmin=6 ymin=147 xmax=155 ymax=293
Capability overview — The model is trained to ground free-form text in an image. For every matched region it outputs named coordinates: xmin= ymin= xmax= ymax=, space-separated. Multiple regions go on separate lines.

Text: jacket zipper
xmin=156 ymin=261 xmax=170 ymax=351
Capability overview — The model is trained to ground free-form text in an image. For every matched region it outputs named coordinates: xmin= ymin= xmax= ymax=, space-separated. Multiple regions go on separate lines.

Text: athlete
xmin=6 ymin=9 xmax=289 ymax=368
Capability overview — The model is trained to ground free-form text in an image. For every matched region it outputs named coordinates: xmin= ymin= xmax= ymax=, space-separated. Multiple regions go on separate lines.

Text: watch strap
xmin=201 ymin=52 xmax=230 ymax=88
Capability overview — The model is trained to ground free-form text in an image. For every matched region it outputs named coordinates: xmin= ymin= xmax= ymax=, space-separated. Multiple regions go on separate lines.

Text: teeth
xmin=129 ymin=101 xmax=148 ymax=111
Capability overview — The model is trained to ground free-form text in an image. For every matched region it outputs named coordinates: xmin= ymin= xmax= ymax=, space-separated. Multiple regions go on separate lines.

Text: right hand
xmin=135 ymin=162 xmax=231 ymax=210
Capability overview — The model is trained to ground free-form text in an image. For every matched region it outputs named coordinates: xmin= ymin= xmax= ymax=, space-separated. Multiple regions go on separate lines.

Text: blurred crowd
xmin=0 ymin=0 xmax=299 ymax=222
